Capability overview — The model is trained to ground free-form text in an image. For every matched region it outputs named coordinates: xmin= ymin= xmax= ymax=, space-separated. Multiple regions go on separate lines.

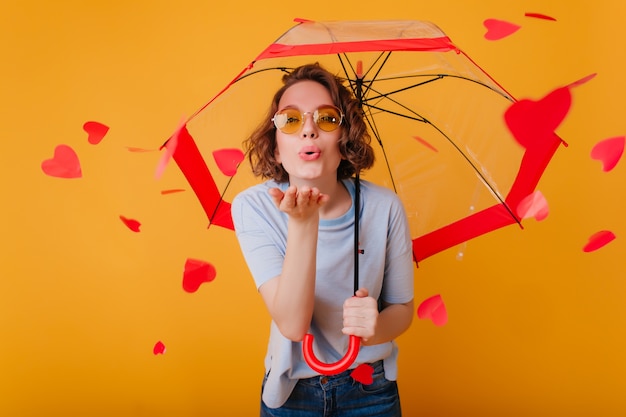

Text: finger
xmin=296 ymin=186 xmax=311 ymax=206
xmin=268 ymin=188 xmax=284 ymax=207
xmin=282 ymin=186 xmax=298 ymax=209
xmin=355 ymin=287 xmax=369 ymax=298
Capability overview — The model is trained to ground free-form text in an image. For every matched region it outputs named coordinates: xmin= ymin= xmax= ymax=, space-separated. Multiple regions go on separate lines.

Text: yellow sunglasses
xmin=272 ymin=105 xmax=344 ymax=134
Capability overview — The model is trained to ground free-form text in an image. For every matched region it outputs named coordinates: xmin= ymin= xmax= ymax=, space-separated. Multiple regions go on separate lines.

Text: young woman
xmin=232 ymin=63 xmax=415 ymax=416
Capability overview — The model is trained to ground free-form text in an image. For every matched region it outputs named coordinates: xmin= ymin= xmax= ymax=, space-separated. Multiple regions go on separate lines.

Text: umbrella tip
xmin=356 ymin=61 xmax=363 ymax=79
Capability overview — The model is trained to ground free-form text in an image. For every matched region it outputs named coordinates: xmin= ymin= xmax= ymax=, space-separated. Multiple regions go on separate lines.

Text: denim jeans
xmin=260 ymin=361 xmax=401 ymax=417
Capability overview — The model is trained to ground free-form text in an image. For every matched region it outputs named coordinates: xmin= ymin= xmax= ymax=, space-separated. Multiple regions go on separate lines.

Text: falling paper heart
xmin=524 ymin=12 xmax=557 ymax=21
xmin=566 ymin=73 xmax=597 ymax=89
xmin=483 ymin=19 xmax=521 ymax=41
xmin=590 ymin=136 xmax=625 ymax=172
xmin=516 ymin=190 xmax=549 ymax=221
xmin=153 ymin=341 xmax=166 ymax=355
xmin=83 ymin=121 xmax=109 ymax=145
xmin=417 ymin=294 xmax=448 ymax=326
xmin=126 ymin=146 xmax=157 ymax=152
xmin=213 ymin=148 xmax=245 ymax=177
xmin=351 ymin=363 xmax=374 ymax=385
xmin=504 ymin=86 xmax=571 ymax=150
xmin=155 ymin=117 xmax=186 ymax=179
xmin=413 ymin=136 xmax=438 ymax=152
xmin=160 ymin=189 xmax=186 ymax=195
xmin=41 ymin=144 xmax=82 ymax=179
xmin=119 ymin=215 xmax=141 ymax=232
xmin=182 ymin=258 xmax=216 ymax=293
xmin=583 ymin=230 xmax=616 ymax=253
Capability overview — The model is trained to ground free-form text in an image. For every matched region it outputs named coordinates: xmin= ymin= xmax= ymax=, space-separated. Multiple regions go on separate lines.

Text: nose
xmin=300 ymin=112 xmax=317 ymax=139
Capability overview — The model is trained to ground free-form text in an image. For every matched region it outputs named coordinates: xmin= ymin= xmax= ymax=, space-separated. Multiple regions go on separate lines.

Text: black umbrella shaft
xmin=353 ymin=173 xmax=360 ymax=295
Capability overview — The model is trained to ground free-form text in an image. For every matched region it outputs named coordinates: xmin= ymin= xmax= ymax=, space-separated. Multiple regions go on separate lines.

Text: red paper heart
xmin=119 ymin=215 xmax=141 ymax=232
xmin=182 ymin=258 xmax=216 ymax=293
xmin=516 ymin=190 xmax=549 ymax=221
xmin=413 ymin=136 xmax=438 ymax=152
xmin=590 ymin=136 xmax=625 ymax=172
xmin=504 ymin=86 xmax=571 ymax=150
xmin=160 ymin=189 xmax=186 ymax=195
xmin=83 ymin=121 xmax=109 ymax=145
xmin=153 ymin=341 xmax=166 ymax=355
xmin=483 ymin=19 xmax=521 ymax=41
xmin=213 ymin=148 xmax=245 ymax=177
xmin=351 ymin=363 xmax=374 ymax=385
xmin=583 ymin=230 xmax=616 ymax=253
xmin=524 ymin=12 xmax=557 ymax=21
xmin=41 ymin=145 xmax=82 ymax=179
xmin=566 ymin=73 xmax=597 ymax=89
xmin=155 ymin=117 xmax=186 ymax=179
xmin=417 ymin=294 xmax=448 ymax=326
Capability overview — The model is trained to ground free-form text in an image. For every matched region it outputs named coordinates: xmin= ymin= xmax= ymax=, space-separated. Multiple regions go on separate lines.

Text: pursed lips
xmin=298 ymin=146 xmax=321 ymax=161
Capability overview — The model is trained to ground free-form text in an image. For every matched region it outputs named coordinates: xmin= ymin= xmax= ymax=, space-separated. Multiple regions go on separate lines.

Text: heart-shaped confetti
xmin=504 ymin=86 xmax=571 ymax=150
xmin=483 ymin=19 xmax=521 ymax=41
xmin=566 ymin=73 xmax=597 ymax=89
xmin=155 ymin=118 xmax=186 ymax=179
xmin=413 ymin=136 xmax=438 ymax=152
xmin=160 ymin=189 xmax=186 ymax=195
xmin=417 ymin=294 xmax=448 ymax=326
xmin=213 ymin=148 xmax=245 ymax=177
xmin=524 ymin=12 xmax=557 ymax=21
xmin=119 ymin=215 xmax=141 ymax=232
xmin=351 ymin=363 xmax=374 ymax=385
xmin=583 ymin=230 xmax=616 ymax=253
xmin=41 ymin=145 xmax=82 ymax=179
xmin=516 ymin=190 xmax=549 ymax=221
xmin=153 ymin=341 xmax=166 ymax=355
xmin=83 ymin=121 xmax=109 ymax=145
xmin=182 ymin=258 xmax=216 ymax=293
xmin=590 ymin=136 xmax=625 ymax=172
xmin=126 ymin=146 xmax=157 ymax=152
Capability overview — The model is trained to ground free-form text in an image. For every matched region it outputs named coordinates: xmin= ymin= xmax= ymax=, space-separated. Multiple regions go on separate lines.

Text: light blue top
xmin=232 ymin=178 xmax=414 ymax=408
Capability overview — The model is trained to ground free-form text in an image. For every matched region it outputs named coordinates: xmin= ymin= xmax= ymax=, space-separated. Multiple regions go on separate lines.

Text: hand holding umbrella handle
xmin=302 ymin=333 xmax=360 ymax=375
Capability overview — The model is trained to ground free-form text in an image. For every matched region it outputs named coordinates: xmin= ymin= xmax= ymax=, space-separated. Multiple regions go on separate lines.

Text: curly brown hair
xmin=243 ymin=63 xmax=375 ymax=183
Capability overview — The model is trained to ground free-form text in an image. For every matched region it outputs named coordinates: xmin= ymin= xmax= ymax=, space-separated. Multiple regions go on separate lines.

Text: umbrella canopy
xmin=169 ymin=18 xmax=563 ymax=263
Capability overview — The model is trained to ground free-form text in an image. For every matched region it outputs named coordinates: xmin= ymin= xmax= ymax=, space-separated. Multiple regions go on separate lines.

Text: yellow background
xmin=2 ymin=1 xmax=625 ymax=415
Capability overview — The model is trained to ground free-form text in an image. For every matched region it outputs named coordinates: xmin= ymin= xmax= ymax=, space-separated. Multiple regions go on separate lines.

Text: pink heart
xmin=119 ymin=215 xmax=141 ymax=232
xmin=483 ymin=19 xmax=521 ymax=41
xmin=153 ymin=341 xmax=166 ymax=355
xmin=41 ymin=144 xmax=82 ymax=179
xmin=583 ymin=230 xmax=616 ymax=253
xmin=351 ymin=363 xmax=374 ymax=385
xmin=590 ymin=136 xmax=625 ymax=172
xmin=504 ymin=86 xmax=571 ymax=150
xmin=182 ymin=258 xmax=216 ymax=293
xmin=516 ymin=190 xmax=549 ymax=221
xmin=213 ymin=148 xmax=245 ymax=177
xmin=83 ymin=121 xmax=109 ymax=145
xmin=417 ymin=294 xmax=448 ymax=326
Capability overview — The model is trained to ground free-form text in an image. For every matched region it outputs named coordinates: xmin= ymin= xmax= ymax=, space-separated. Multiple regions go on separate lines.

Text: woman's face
xmin=274 ymin=80 xmax=343 ymax=185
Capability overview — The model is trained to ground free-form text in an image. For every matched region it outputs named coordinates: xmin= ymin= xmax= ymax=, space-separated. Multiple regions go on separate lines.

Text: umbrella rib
xmin=362 ymin=73 xmax=513 ymax=103
xmin=364 ymin=101 xmax=519 ymax=224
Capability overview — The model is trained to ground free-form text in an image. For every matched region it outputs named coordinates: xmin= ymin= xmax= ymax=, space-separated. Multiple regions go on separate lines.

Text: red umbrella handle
xmin=302 ymin=333 xmax=360 ymax=375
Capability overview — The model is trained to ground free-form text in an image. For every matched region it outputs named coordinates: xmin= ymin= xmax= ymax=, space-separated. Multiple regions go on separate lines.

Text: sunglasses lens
xmin=273 ymin=106 xmax=343 ymax=134
xmin=315 ymin=106 xmax=342 ymax=132
xmin=273 ymin=108 xmax=302 ymax=134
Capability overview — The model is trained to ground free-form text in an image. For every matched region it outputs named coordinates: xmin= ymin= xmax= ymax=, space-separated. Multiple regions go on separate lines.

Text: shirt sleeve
xmin=232 ymin=190 xmax=286 ymax=290
xmin=382 ymin=194 xmax=415 ymax=304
